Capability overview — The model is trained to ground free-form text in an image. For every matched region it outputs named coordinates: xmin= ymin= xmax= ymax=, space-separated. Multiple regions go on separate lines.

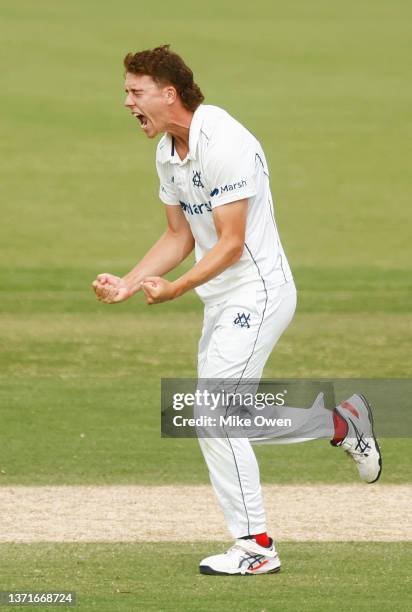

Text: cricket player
xmin=92 ymin=45 xmax=382 ymax=575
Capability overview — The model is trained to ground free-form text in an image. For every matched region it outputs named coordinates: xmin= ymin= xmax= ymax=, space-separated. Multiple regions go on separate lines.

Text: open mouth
xmin=134 ymin=113 xmax=148 ymax=129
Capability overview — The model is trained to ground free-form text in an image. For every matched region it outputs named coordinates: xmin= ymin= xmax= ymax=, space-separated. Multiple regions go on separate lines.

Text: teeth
xmin=132 ymin=113 xmax=148 ymax=129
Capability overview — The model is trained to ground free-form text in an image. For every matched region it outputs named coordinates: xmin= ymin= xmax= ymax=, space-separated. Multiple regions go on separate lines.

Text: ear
xmin=164 ymin=86 xmax=177 ymax=105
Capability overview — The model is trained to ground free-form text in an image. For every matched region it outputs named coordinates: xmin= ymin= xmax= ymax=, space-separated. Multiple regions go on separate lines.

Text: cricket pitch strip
xmin=1 ymin=484 xmax=410 ymax=542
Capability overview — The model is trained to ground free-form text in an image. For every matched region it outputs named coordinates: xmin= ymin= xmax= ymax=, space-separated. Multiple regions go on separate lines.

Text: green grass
xmin=0 ymin=372 xmax=410 ymax=485
xmin=0 ymin=267 xmax=411 ymax=315
xmin=0 ymin=293 xmax=410 ymax=484
xmin=0 ymin=2 xmax=411 ymax=609
xmin=1 ymin=1 xmax=411 ymax=271
xmin=0 ymin=0 xmax=409 ymax=490
xmin=0 ymin=542 xmax=410 ymax=611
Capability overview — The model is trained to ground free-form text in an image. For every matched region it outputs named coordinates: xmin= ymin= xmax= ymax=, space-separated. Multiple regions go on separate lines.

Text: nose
xmin=124 ymin=92 xmax=134 ymax=108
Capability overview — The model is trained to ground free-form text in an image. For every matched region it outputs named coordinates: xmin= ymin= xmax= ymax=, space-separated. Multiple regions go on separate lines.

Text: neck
xmin=165 ymin=107 xmax=194 ymax=150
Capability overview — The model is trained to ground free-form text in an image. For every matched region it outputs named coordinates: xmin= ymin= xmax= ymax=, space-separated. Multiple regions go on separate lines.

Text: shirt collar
xmin=188 ymin=104 xmax=205 ymax=159
xmin=165 ymin=104 xmax=205 ymax=165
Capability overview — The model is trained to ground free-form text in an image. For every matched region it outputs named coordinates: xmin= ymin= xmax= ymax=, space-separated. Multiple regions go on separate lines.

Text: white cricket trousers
xmin=197 ymin=280 xmax=334 ymax=538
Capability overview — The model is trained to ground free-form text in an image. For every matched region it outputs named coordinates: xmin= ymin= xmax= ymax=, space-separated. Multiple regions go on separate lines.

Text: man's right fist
xmin=92 ymin=273 xmax=132 ymax=304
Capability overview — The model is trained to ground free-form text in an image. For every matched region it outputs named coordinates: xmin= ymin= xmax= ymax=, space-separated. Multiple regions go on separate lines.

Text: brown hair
xmin=123 ymin=44 xmax=204 ymax=112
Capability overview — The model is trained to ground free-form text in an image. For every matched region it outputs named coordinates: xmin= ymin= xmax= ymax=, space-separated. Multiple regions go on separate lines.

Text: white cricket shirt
xmin=156 ymin=104 xmax=293 ymax=304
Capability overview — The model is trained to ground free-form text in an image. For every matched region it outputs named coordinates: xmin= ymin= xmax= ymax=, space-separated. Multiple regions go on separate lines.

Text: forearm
xmin=171 ymin=238 xmax=242 ymax=298
xmin=123 ymin=229 xmax=194 ymax=294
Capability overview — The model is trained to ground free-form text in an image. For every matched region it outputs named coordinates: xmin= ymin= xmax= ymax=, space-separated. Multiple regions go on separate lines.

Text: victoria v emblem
xmin=192 ymin=171 xmax=204 ymax=188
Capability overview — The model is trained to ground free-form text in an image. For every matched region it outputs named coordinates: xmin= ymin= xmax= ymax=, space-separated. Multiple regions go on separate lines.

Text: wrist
xmin=170 ymin=278 xmax=187 ymax=299
xmin=122 ymin=277 xmax=141 ymax=297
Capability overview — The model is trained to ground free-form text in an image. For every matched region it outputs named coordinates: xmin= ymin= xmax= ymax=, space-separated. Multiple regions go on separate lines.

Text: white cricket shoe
xmin=199 ymin=538 xmax=281 ymax=576
xmin=332 ymin=394 xmax=382 ymax=483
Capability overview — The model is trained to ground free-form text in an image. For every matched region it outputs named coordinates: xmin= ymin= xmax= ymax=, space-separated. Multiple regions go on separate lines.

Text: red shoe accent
xmin=250 ymin=559 xmax=269 ymax=571
xmin=340 ymin=400 xmax=360 ymax=418
xmin=252 ymin=532 xmax=271 ymax=548
xmin=332 ymin=410 xmax=349 ymax=445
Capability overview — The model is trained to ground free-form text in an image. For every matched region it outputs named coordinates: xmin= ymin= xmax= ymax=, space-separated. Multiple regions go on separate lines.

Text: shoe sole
xmin=199 ymin=565 xmax=281 ymax=576
xmin=357 ymin=393 xmax=383 ymax=483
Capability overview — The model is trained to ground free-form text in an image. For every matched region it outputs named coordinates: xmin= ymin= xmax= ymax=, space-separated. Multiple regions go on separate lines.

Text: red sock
xmin=332 ymin=410 xmax=348 ymax=444
xmin=251 ymin=532 xmax=271 ymax=548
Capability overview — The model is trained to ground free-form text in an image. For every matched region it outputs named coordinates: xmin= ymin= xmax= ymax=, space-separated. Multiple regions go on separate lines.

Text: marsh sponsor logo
xmin=210 ymin=179 xmax=247 ymax=197
xmin=179 ymin=200 xmax=212 ymax=215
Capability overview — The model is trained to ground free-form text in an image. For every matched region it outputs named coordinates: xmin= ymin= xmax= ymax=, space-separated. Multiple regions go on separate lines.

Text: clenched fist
xmin=141 ymin=276 xmax=177 ymax=304
xmin=92 ymin=273 xmax=132 ymax=304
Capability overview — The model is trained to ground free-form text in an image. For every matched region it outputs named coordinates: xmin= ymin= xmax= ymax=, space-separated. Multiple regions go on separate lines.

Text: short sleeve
xmin=204 ymin=128 xmax=258 ymax=208
xmin=155 ymin=159 xmax=180 ymax=206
